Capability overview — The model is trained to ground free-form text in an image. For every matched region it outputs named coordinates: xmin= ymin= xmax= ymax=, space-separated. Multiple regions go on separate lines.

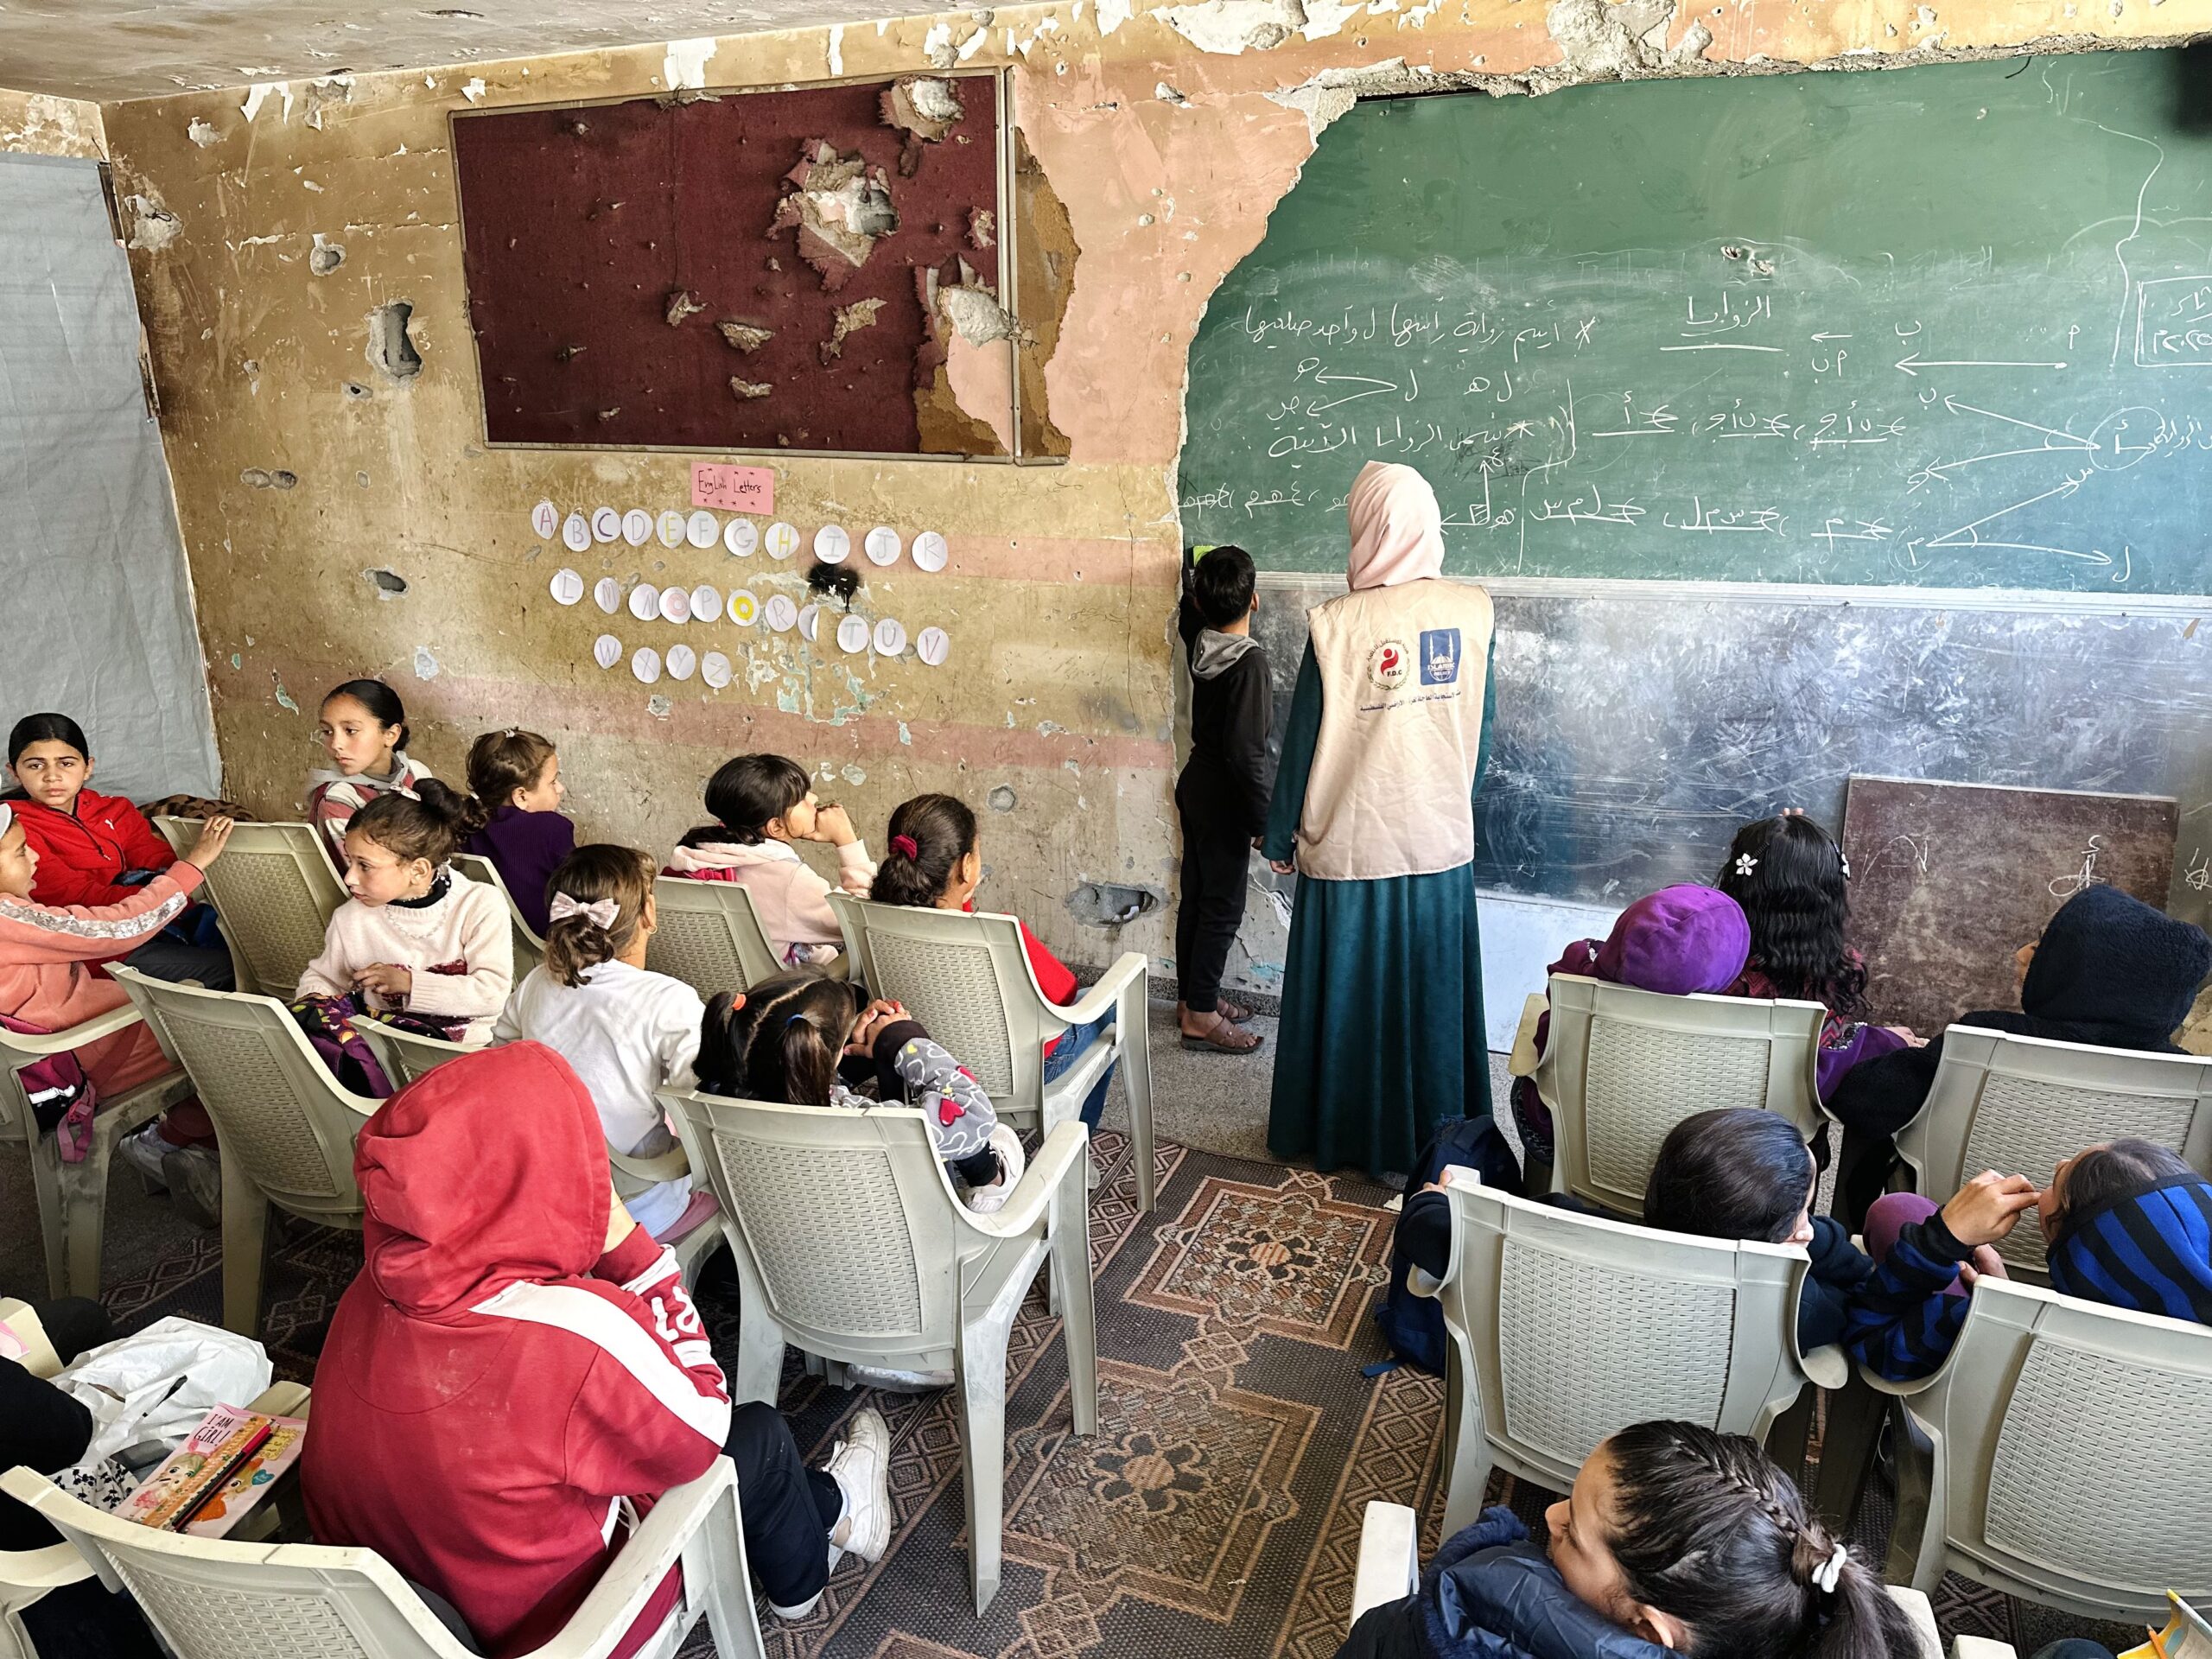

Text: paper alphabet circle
xmin=873 ymin=617 xmax=907 ymax=656
xmin=864 ymin=525 xmax=903 ymax=567
xmin=549 ymin=568 xmax=585 ymax=606
xmin=916 ymin=626 xmax=950 ymax=667
xmin=798 ymin=603 xmax=820 ymax=642
xmin=724 ymin=518 xmax=758 ymax=557
xmin=701 ymin=650 xmax=733 ymax=690
xmin=836 ymin=613 xmax=871 ymax=654
xmin=627 ymin=583 xmax=660 ymax=622
xmin=563 ymin=512 xmax=591 ymax=553
xmin=764 ymin=522 xmax=800 ymax=560
xmin=764 ymin=594 xmax=798 ymax=632
xmin=728 ymin=589 xmax=761 ymax=626
xmin=531 ymin=499 xmax=559 ymax=540
xmin=593 ymin=576 xmax=620 ymax=614
xmin=658 ymin=586 xmax=692 ymax=625
xmin=622 ymin=508 xmax=652 ymax=547
xmin=690 ymin=583 xmax=723 ymax=623
xmin=657 ymin=511 xmax=687 ymax=549
xmin=911 ymin=531 xmax=949 ymax=572
xmin=631 ymin=646 xmax=661 ymax=683
xmin=591 ymin=505 xmax=620 ymax=543
xmin=664 ymin=643 xmax=697 ymax=681
xmin=593 ymin=633 xmax=622 ymax=670
xmin=687 ymin=510 xmax=720 ymax=550
xmin=813 ymin=524 xmax=851 ymax=564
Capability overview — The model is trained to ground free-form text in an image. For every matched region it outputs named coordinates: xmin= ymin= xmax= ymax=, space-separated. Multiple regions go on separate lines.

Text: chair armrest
xmin=1058 ymin=952 xmax=1148 ymax=1027
xmin=609 ymin=1145 xmax=692 ymax=1185
xmin=1799 ymin=1344 xmax=1849 ymax=1390
xmin=0 ymin=1540 xmax=96 ymax=1594
xmin=1507 ymin=993 xmax=1546 ymax=1078
xmin=1952 ymin=1640 xmax=2018 ymax=1659
xmin=245 ymin=1381 xmax=311 ymax=1419
xmin=0 ymin=1005 xmax=143 ymax=1058
xmin=1351 ymin=1502 xmax=1421 ymax=1624
xmin=957 ymin=1122 xmax=1090 ymax=1239
xmin=1859 ymin=1360 xmax=1943 ymax=1399
xmin=534 ymin=1459 xmax=735 ymax=1659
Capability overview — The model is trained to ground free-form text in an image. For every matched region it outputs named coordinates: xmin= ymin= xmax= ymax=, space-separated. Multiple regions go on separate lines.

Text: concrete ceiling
xmin=0 ymin=0 xmax=944 ymax=104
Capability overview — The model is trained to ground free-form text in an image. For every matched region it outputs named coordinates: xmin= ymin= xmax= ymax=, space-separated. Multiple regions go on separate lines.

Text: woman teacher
xmin=1261 ymin=461 xmax=1496 ymax=1177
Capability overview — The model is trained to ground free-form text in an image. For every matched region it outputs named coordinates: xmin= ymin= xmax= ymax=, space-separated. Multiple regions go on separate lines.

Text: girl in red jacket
xmin=5 ymin=714 xmax=232 ymax=989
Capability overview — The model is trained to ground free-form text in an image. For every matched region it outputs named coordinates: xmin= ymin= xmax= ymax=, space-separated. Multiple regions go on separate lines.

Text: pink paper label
xmin=691 ymin=463 xmax=774 ymax=515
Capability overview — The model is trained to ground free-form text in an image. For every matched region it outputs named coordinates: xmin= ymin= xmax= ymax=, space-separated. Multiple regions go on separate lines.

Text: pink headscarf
xmin=1345 ymin=461 xmax=1446 ymax=590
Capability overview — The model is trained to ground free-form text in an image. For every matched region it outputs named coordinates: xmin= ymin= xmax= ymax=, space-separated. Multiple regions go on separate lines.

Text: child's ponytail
xmin=465 ymin=728 xmax=555 ymax=831
xmin=874 ymin=792 xmax=977 ymax=909
xmin=1798 ymin=1536 xmax=1916 ymax=1659
xmin=542 ymin=844 xmax=652 ymax=988
xmin=694 ymin=970 xmax=864 ymax=1106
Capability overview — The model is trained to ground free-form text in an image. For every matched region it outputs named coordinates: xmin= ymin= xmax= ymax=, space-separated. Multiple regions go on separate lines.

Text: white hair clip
xmin=1812 ymin=1541 xmax=1850 ymax=1594
xmin=1733 ymin=853 xmax=1758 ymax=877
xmin=1838 ymin=849 xmax=1852 ymax=879
xmin=548 ymin=893 xmax=620 ymax=930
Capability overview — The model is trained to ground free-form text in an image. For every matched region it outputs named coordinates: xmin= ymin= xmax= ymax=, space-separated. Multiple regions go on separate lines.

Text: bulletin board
xmin=451 ymin=73 xmax=1017 ymax=458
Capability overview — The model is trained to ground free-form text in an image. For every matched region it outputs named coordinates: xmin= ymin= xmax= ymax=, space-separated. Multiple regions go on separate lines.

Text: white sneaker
xmin=118 ymin=1123 xmax=171 ymax=1190
xmin=766 ymin=1591 xmax=823 ymax=1620
xmin=163 ymin=1146 xmax=223 ymax=1230
xmin=824 ymin=1406 xmax=892 ymax=1563
xmin=963 ymin=1123 xmax=1027 ymax=1214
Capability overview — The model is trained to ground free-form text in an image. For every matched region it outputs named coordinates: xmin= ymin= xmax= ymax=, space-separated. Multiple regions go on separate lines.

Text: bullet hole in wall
xmin=987 ymin=785 xmax=1017 ymax=812
xmin=1065 ymin=882 xmax=1163 ymax=929
xmin=309 ymin=239 xmax=346 ymax=276
xmin=365 ymin=568 xmax=409 ymax=597
xmin=805 ymin=562 xmax=861 ymax=607
xmin=367 ymin=301 xmax=423 ymax=380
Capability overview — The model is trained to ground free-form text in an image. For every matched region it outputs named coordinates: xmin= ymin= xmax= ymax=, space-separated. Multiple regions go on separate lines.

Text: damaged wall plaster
xmin=0 ymin=88 xmax=105 ymax=159
xmin=96 ymin=0 xmax=2184 ymax=981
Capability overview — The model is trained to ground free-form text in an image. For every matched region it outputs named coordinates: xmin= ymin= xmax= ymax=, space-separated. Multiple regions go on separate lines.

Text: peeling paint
xmin=124 ymin=193 xmax=181 ymax=251
xmin=662 ymin=37 xmax=717 ymax=90
xmin=827 ymin=24 xmax=845 ymax=75
xmin=461 ymin=76 xmax=488 ymax=103
xmin=187 ymin=118 xmax=220 ymax=148
xmin=413 ymin=645 xmax=441 ymax=680
xmin=240 ymin=82 xmax=294 ymax=123
xmin=647 ymin=694 xmax=673 ymax=718
xmin=270 ymin=674 xmax=300 ymax=714
xmin=1154 ymin=0 xmax=1308 ymax=54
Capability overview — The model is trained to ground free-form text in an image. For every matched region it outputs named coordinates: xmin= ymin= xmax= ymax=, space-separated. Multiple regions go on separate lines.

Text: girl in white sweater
xmin=495 ymin=844 xmax=711 ymax=1242
xmin=296 ymin=782 xmax=513 ymax=1056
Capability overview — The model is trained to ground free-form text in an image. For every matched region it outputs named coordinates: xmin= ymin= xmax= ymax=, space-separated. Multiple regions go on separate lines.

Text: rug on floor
xmin=103 ymin=1131 xmax=2143 ymax=1659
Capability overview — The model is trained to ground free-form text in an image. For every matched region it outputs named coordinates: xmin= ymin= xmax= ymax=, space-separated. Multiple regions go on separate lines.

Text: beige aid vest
xmin=1297 ymin=579 xmax=1495 ymax=882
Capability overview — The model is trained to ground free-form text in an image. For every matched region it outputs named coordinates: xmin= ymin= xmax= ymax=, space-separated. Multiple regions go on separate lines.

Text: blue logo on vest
xmin=1419 ymin=628 xmax=1461 ymax=686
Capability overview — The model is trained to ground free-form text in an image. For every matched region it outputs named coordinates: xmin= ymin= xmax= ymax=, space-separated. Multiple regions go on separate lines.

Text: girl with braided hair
xmin=1338 ymin=1419 xmax=1920 ymax=1659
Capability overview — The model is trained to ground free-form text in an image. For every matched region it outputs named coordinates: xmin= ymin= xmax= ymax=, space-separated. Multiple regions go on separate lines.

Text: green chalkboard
xmin=1179 ymin=54 xmax=2212 ymax=593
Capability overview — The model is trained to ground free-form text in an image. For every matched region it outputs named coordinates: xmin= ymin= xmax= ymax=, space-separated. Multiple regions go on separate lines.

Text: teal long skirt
xmin=1265 ymin=863 xmax=1491 ymax=1179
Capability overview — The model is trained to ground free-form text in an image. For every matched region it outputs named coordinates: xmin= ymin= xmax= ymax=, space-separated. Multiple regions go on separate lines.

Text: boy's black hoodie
xmin=1177 ymin=563 xmax=1275 ymax=838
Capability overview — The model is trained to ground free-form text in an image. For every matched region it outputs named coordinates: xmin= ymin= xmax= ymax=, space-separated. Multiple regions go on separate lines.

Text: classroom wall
xmin=0 ymin=90 xmax=105 ymax=160
xmin=95 ymin=0 xmax=2185 ymax=977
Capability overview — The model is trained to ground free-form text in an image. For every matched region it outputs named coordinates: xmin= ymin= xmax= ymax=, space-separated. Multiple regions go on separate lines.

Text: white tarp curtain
xmin=0 ymin=154 xmax=219 ymax=799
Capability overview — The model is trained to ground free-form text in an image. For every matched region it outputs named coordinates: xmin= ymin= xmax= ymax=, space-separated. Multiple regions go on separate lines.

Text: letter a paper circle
xmin=864 ymin=526 xmax=902 ymax=567
xmin=591 ymin=506 xmax=620 ymax=543
xmin=665 ymin=644 xmax=697 ymax=681
xmin=687 ymin=510 xmax=719 ymax=550
xmin=764 ymin=522 xmax=800 ymax=560
xmin=916 ymin=626 xmax=950 ymax=667
xmin=690 ymin=583 xmax=723 ymax=623
xmin=728 ymin=589 xmax=760 ymax=626
xmin=764 ymin=594 xmax=798 ymax=632
xmin=702 ymin=651 xmax=733 ymax=689
xmin=724 ymin=518 xmax=758 ymax=557
xmin=798 ymin=603 xmax=819 ymax=642
xmin=563 ymin=512 xmax=591 ymax=553
xmin=622 ymin=508 xmax=652 ymax=547
xmin=836 ymin=613 xmax=870 ymax=654
xmin=657 ymin=511 xmax=687 ymax=549
xmin=814 ymin=524 xmax=851 ymax=564
xmin=873 ymin=617 xmax=906 ymax=656
xmin=631 ymin=646 xmax=661 ymax=683
xmin=628 ymin=583 xmax=660 ymax=622
xmin=911 ymin=531 xmax=949 ymax=572
xmin=593 ymin=633 xmax=622 ymax=670
xmin=531 ymin=499 xmax=559 ymax=540
xmin=594 ymin=576 xmax=620 ymax=614
xmin=658 ymin=586 xmax=692 ymax=625
xmin=549 ymin=569 xmax=585 ymax=606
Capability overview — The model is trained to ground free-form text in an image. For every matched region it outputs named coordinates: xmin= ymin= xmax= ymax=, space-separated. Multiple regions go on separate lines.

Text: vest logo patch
xmin=1368 ymin=639 xmax=1411 ymax=690
xmin=1420 ymin=628 xmax=1461 ymax=686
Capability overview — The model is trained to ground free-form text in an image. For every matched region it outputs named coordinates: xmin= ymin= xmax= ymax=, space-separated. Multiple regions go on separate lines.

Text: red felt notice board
xmin=451 ymin=75 xmax=1007 ymax=455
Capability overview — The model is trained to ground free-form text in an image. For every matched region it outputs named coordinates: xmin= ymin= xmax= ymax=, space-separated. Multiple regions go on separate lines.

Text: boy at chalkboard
xmin=1176 ymin=545 xmax=1274 ymax=1053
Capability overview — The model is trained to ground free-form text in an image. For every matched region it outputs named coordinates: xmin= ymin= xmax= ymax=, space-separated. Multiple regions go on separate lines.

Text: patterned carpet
xmin=104 ymin=1130 xmax=2140 ymax=1659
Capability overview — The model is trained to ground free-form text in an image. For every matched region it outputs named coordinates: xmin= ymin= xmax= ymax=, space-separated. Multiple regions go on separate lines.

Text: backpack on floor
xmin=1371 ymin=1114 xmax=1524 ymax=1376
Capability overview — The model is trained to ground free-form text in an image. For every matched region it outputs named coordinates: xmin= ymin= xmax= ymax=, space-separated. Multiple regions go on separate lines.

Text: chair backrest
xmin=109 ymin=969 xmax=373 ymax=1220
xmin=1537 ymin=973 xmax=1827 ymax=1213
xmin=828 ymin=895 xmax=1065 ymax=1110
xmin=156 ymin=820 xmax=346 ymax=997
xmin=1902 ymin=1274 xmax=2212 ymax=1619
xmin=1901 ymin=1027 xmax=2212 ymax=1276
xmin=644 ymin=878 xmax=783 ymax=1000
xmin=0 ymin=1466 xmax=477 ymax=1659
xmin=1432 ymin=1176 xmax=1808 ymax=1492
xmin=449 ymin=855 xmax=545 ymax=978
xmin=662 ymin=1085 xmax=969 ymax=1354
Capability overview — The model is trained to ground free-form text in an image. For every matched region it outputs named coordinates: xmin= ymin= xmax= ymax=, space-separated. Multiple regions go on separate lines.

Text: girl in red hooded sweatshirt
xmin=302 ymin=1041 xmax=893 ymax=1654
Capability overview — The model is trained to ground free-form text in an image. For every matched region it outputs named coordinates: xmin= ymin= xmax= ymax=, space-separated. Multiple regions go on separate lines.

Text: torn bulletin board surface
xmin=452 ymin=74 xmax=1016 ymax=457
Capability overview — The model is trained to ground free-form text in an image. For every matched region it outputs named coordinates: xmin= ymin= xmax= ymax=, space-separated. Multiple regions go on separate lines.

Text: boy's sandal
xmin=1180 ymin=1019 xmax=1262 ymax=1054
xmin=1177 ymin=997 xmax=1256 ymax=1025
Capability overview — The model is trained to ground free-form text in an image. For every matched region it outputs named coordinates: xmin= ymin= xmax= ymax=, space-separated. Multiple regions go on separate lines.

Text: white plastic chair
xmin=354 ymin=1024 xmax=722 ymax=1287
xmin=661 ymin=1084 xmax=1096 ymax=1612
xmin=1535 ymin=973 xmax=1827 ymax=1214
xmin=0 ymin=1007 xmax=193 ymax=1298
xmin=154 ymin=820 xmax=346 ymax=998
xmin=2 ymin=1453 xmax=765 ymax=1659
xmin=644 ymin=878 xmax=785 ymax=1000
xmin=107 ymin=969 xmax=376 ymax=1337
xmin=1870 ymin=1274 xmax=2212 ymax=1623
xmin=1414 ymin=1173 xmax=1825 ymax=1539
xmin=450 ymin=854 xmax=547 ymax=980
xmin=829 ymin=893 xmax=1156 ymax=1212
xmin=1346 ymin=1503 xmax=2018 ymax=1656
xmin=1898 ymin=1027 xmax=2212 ymax=1277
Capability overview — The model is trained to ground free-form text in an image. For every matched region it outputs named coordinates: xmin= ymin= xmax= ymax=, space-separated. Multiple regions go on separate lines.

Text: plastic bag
xmin=51 ymin=1315 xmax=272 ymax=1466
